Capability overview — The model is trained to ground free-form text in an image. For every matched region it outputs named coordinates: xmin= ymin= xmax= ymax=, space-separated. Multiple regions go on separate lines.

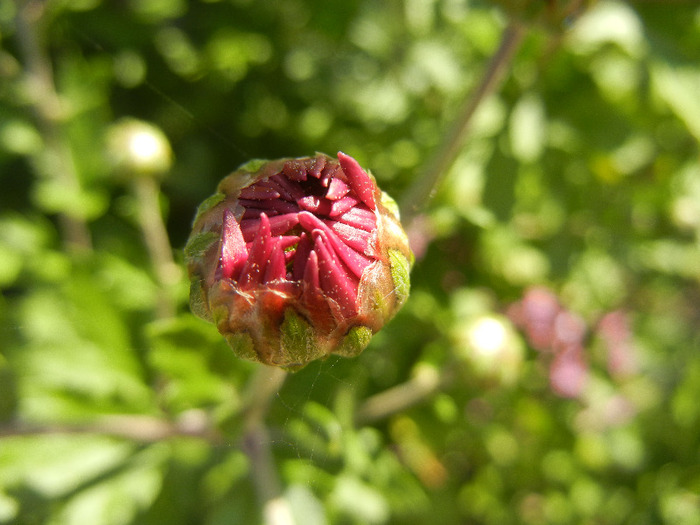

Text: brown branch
xmin=355 ymin=365 xmax=453 ymax=426
xmin=0 ymin=412 xmax=224 ymax=444
xmin=132 ymin=176 xmax=181 ymax=318
xmin=239 ymin=365 xmax=295 ymax=525
xmin=13 ymin=0 xmax=92 ymax=252
xmin=400 ymin=21 xmax=527 ymax=222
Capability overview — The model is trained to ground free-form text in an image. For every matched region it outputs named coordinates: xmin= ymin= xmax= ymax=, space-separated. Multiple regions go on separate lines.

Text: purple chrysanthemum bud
xmin=185 ymin=152 xmax=412 ymax=370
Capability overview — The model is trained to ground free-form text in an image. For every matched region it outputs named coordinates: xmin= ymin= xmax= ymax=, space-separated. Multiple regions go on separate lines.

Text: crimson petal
xmin=313 ymin=231 xmax=358 ymax=318
xmin=239 ymin=213 xmax=272 ymax=288
xmin=326 ymin=178 xmax=350 ymax=200
xmin=220 ymin=208 xmax=248 ymax=280
xmin=336 ymin=206 xmax=376 ymax=231
xmin=338 ymin=151 xmax=376 ymax=209
xmin=326 ymin=220 xmax=372 ymax=254
xmin=298 ymin=212 xmax=371 ymax=278
xmin=264 ymin=237 xmax=286 ymax=283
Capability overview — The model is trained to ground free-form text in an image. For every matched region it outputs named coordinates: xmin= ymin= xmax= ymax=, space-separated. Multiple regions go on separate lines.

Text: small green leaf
xmin=184 ymin=231 xmax=219 ymax=262
xmin=189 ymin=278 xmax=211 ymax=321
xmin=380 ymin=191 xmax=401 ymax=219
xmin=193 ymin=192 xmax=225 ymax=223
xmin=225 ymin=332 xmax=257 ymax=362
xmin=388 ymin=249 xmax=411 ymax=305
xmin=280 ymin=309 xmax=322 ymax=369
xmin=237 ymin=158 xmax=268 ymax=173
xmin=335 ymin=326 xmax=373 ymax=358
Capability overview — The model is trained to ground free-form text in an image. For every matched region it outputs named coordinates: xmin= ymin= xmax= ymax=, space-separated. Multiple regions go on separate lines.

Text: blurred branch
xmin=0 ymin=412 xmax=223 ymax=443
xmin=239 ymin=366 xmax=295 ymax=525
xmin=13 ymin=0 xmax=92 ymax=252
xmin=400 ymin=21 xmax=527 ymax=222
xmin=355 ymin=365 xmax=454 ymax=426
xmin=132 ymin=176 xmax=182 ymax=318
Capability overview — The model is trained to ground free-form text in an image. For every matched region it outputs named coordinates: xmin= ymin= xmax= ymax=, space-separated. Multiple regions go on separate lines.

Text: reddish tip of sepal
xmin=221 ymin=208 xmax=248 ymax=280
xmin=298 ymin=211 xmax=371 ymax=279
xmin=313 ymin=230 xmax=358 ymax=318
xmin=264 ymin=237 xmax=287 ymax=282
xmin=239 ymin=213 xmax=271 ymax=288
xmin=337 ymin=152 xmax=376 ymax=210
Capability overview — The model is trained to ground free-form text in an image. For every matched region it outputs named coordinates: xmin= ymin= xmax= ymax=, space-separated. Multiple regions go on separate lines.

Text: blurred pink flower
xmin=598 ymin=310 xmax=639 ymax=379
xmin=549 ymin=348 xmax=588 ymax=399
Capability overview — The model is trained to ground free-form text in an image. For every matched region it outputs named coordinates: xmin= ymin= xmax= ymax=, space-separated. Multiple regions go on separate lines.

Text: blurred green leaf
xmin=146 ymin=315 xmax=242 ymax=413
xmin=2 ymin=0 xmax=700 ymax=523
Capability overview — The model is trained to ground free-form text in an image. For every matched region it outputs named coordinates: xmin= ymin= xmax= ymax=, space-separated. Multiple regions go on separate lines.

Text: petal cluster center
xmin=218 ymin=152 xmax=378 ymax=319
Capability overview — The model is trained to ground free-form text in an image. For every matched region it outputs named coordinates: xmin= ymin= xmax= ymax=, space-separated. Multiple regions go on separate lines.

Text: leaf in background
xmin=652 ymin=61 xmax=700 ymax=143
xmin=146 ymin=315 xmax=244 ymax=414
xmin=0 ymin=435 xmax=134 ymax=499
xmin=14 ymin=277 xmax=152 ymax=420
xmin=52 ymin=443 xmax=168 ymax=525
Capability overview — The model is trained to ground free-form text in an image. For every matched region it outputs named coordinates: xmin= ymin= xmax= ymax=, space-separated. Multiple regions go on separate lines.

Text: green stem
xmin=14 ymin=0 xmax=92 ymax=253
xmin=400 ymin=21 xmax=527 ymax=221
xmin=0 ymin=413 xmax=222 ymax=443
xmin=132 ymin=176 xmax=181 ymax=318
xmin=240 ymin=366 xmax=293 ymax=525
xmin=355 ymin=365 xmax=452 ymax=426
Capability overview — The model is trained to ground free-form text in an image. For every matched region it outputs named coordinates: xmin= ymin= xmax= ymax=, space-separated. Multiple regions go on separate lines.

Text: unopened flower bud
xmin=106 ymin=118 xmax=172 ymax=178
xmin=185 ymin=152 xmax=412 ymax=369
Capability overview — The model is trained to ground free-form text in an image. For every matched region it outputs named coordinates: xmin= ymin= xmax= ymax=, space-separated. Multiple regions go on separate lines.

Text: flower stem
xmin=132 ymin=176 xmax=181 ymax=318
xmin=0 ymin=412 xmax=222 ymax=443
xmin=240 ymin=366 xmax=294 ymax=525
xmin=14 ymin=0 xmax=92 ymax=253
xmin=355 ymin=365 xmax=452 ymax=425
xmin=400 ymin=21 xmax=527 ymax=221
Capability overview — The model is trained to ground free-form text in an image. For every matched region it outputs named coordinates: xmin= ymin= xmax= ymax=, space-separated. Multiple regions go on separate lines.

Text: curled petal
xmin=268 ymin=213 xmax=301 ymax=236
xmin=264 ymin=237 xmax=287 ymax=283
xmin=239 ymin=213 xmax=272 ymax=288
xmin=242 ymin=212 xmax=299 ymax=240
xmin=283 ymin=160 xmax=307 ymax=181
xmin=269 ymin=174 xmax=306 ymax=202
xmin=329 ymin=196 xmax=360 ymax=217
xmin=338 ymin=151 xmax=376 ymax=209
xmin=220 ymin=208 xmax=248 ymax=280
xmin=298 ymin=211 xmax=371 ymax=278
xmin=313 ymin=231 xmax=358 ymax=318
xmin=292 ymin=232 xmax=312 ymax=281
xmin=320 ymin=163 xmax=341 ymax=188
xmin=303 ymin=249 xmax=320 ymax=290
xmin=326 ymin=178 xmax=350 ymax=200
xmin=240 ymin=198 xmax=299 ymax=214
xmin=239 ymin=185 xmax=280 ymax=200
xmin=336 ymin=206 xmax=376 ymax=231
xmin=308 ymin=155 xmax=326 ymax=178
xmin=297 ymin=195 xmax=333 ymax=215
xmin=326 ymin=220 xmax=372 ymax=254
xmin=279 ymin=235 xmax=301 ymax=250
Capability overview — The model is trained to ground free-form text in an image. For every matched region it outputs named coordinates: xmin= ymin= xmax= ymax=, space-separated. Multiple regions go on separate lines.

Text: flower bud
xmin=185 ymin=152 xmax=412 ymax=369
xmin=106 ymin=118 xmax=172 ymax=178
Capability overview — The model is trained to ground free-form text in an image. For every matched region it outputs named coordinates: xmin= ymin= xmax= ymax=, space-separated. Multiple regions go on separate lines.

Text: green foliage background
xmin=2 ymin=0 xmax=700 ymax=523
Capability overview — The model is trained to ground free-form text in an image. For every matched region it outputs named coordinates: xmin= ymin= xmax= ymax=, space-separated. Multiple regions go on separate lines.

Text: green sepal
xmin=225 ymin=332 xmax=257 ymax=362
xmin=388 ymin=249 xmax=411 ymax=305
xmin=280 ymin=309 xmax=322 ymax=369
xmin=237 ymin=159 xmax=268 ymax=174
xmin=335 ymin=326 xmax=373 ymax=358
xmin=189 ymin=278 xmax=211 ymax=321
xmin=193 ymin=192 xmax=226 ymax=223
xmin=184 ymin=231 xmax=219 ymax=263
xmin=380 ymin=191 xmax=401 ymax=220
